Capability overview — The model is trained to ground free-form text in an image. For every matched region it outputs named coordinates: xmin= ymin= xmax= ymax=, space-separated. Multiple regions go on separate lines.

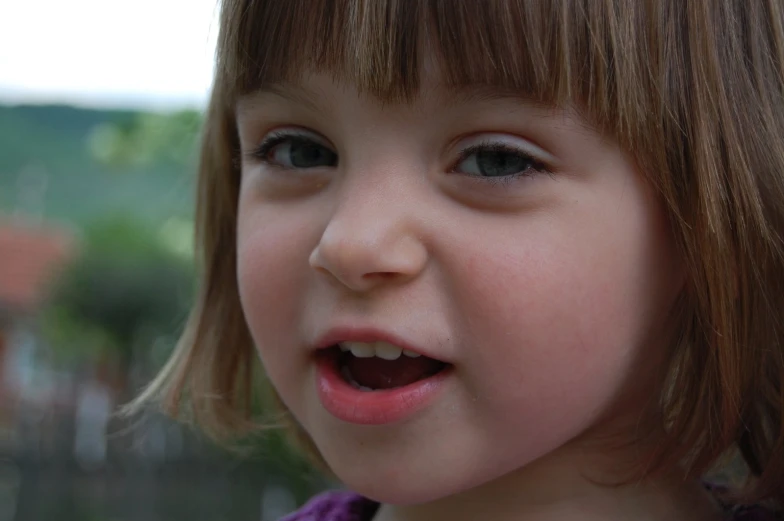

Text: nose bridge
xmin=324 ymin=172 xmax=413 ymax=260
xmin=332 ymin=173 xmax=407 ymax=240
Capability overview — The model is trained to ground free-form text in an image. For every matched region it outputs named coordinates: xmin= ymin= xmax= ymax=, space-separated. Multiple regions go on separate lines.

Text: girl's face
xmin=235 ymin=70 xmax=684 ymax=504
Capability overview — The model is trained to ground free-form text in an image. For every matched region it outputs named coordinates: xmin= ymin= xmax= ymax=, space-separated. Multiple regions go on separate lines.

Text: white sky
xmin=0 ymin=0 xmax=220 ymax=109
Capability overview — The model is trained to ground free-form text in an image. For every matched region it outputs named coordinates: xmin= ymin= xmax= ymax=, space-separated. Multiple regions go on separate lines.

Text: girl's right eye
xmin=249 ymin=131 xmax=338 ymax=169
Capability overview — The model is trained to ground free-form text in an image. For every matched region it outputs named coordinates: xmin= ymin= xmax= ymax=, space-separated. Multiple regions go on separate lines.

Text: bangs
xmin=217 ymin=0 xmax=657 ymax=138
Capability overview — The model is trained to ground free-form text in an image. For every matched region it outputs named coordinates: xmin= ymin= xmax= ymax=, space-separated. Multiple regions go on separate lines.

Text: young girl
xmin=132 ymin=0 xmax=784 ymax=519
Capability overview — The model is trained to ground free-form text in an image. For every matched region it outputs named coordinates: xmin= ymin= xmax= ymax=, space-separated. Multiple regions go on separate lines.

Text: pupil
xmin=476 ymin=150 xmax=530 ymax=177
xmin=290 ymin=141 xmax=336 ymax=168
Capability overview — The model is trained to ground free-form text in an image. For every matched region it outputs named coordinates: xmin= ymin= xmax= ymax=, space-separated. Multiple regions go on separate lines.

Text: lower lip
xmin=315 ymin=352 xmax=451 ymax=426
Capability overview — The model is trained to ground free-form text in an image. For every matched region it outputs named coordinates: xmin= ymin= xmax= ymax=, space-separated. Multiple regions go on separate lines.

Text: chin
xmin=319 ymin=446 xmax=507 ymax=506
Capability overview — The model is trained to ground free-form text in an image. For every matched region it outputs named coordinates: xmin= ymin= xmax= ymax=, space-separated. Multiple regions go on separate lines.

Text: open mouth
xmin=323 ymin=343 xmax=449 ymax=392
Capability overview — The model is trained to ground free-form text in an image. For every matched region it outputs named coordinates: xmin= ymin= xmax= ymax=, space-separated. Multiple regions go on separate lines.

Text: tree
xmin=43 ymin=215 xmax=195 ymax=384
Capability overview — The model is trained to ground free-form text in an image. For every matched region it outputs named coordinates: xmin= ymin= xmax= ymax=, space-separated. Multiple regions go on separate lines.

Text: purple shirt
xmin=279 ymin=489 xmax=781 ymax=521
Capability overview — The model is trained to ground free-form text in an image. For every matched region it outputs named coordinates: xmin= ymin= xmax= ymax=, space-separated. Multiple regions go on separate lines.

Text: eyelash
xmin=246 ymin=130 xmax=319 ymax=164
xmin=246 ymin=131 xmax=551 ymax=184
xmin=450 ymin=140 xmax=550 ymax=186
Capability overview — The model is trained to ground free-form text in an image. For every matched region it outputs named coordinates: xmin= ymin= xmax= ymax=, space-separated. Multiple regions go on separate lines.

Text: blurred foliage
xmin=0 ymin=104 xmax=196 ymax=226
xmin=87 ymin=110 xmax=202 ymax=168
xmin=42 ymin=215 xmax=195 ymax=370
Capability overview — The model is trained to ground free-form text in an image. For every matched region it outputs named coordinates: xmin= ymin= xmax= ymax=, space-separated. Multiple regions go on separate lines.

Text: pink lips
xmin=315 ymin=352 xmax=451 ymax=425
xmin=313 ymin=326 xmax=451 ymax=425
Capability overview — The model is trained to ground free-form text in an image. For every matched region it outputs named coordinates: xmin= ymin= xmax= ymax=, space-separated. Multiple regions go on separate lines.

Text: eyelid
xmin=454 ymin=133 xmax=556 ymax=165
xmin=257 ymin=126 xmax=333 ymax=149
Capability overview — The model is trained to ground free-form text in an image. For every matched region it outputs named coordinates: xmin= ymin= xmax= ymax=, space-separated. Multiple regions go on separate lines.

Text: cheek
xmin=451 ymin=193 xmax=680 ymax=427
xmin=235 ymin=201 xmax=315 ymax=391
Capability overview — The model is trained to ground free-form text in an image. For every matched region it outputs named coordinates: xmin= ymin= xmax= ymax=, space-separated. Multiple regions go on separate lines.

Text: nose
xmin=309 ymin=193 xmax=428 ymax=293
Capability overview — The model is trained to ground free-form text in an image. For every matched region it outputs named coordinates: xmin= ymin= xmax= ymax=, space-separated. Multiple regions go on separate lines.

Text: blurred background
xmin=0 ymin=2 xmax=328 ymax=520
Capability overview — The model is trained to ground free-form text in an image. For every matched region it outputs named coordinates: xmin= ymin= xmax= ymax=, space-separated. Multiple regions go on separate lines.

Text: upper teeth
xmin=339 ymin=341 xmax=421 ymax=360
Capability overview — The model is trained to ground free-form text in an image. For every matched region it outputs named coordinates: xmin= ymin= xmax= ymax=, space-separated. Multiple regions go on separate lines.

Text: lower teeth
xmin=341 ymin=364 xmax=374 ymax=392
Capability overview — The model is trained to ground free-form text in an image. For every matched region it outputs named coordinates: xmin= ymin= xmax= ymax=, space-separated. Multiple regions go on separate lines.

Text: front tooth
xmin=345 ymin=342 xmax=375 ymax=358
xmin=374 ymin=342 xmax=403 ymax=360
xmin=402 ymin=349 xmax=421 ymax=358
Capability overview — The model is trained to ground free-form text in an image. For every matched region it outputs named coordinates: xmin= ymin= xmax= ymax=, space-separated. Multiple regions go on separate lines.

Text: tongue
xmin=345 ymin=355 xmax=445 ymax=389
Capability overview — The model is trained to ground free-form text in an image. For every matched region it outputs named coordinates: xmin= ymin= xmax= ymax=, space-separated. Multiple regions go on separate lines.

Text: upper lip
xmin=314 ymin=326 xmax=448 ymax=362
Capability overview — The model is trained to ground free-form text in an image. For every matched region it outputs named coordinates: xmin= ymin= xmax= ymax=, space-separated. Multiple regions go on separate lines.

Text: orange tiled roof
xmin=0 ymin=220 xmax=77 ymax=311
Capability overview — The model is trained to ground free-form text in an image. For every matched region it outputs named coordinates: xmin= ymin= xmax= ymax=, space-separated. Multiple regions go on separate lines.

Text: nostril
xmin=364 ymin=272 xmax=398 ymax=279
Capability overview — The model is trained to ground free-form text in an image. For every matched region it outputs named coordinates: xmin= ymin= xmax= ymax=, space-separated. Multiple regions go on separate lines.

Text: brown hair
xmin=129 ymin=0 xmax=784 ymax=506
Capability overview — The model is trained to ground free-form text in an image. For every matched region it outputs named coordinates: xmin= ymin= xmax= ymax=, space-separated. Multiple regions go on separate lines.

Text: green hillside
xmin=0 ymin=104 xmax=199 ymax=226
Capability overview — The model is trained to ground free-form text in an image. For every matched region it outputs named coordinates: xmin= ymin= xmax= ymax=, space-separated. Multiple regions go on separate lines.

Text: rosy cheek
xmin=237 ymin=244 xmax=306 ymax=415
xmin=237 ymin=221 xmax=301 ymax=349
xmin=454 ymin=216 xmax=658 ymax=392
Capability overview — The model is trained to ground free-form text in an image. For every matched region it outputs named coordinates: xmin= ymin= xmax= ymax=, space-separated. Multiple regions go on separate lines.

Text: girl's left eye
xmin=250 ymin=132 xmax=337 ymax=169
xmin=452 ymin=142 xmax=548 ymax=180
